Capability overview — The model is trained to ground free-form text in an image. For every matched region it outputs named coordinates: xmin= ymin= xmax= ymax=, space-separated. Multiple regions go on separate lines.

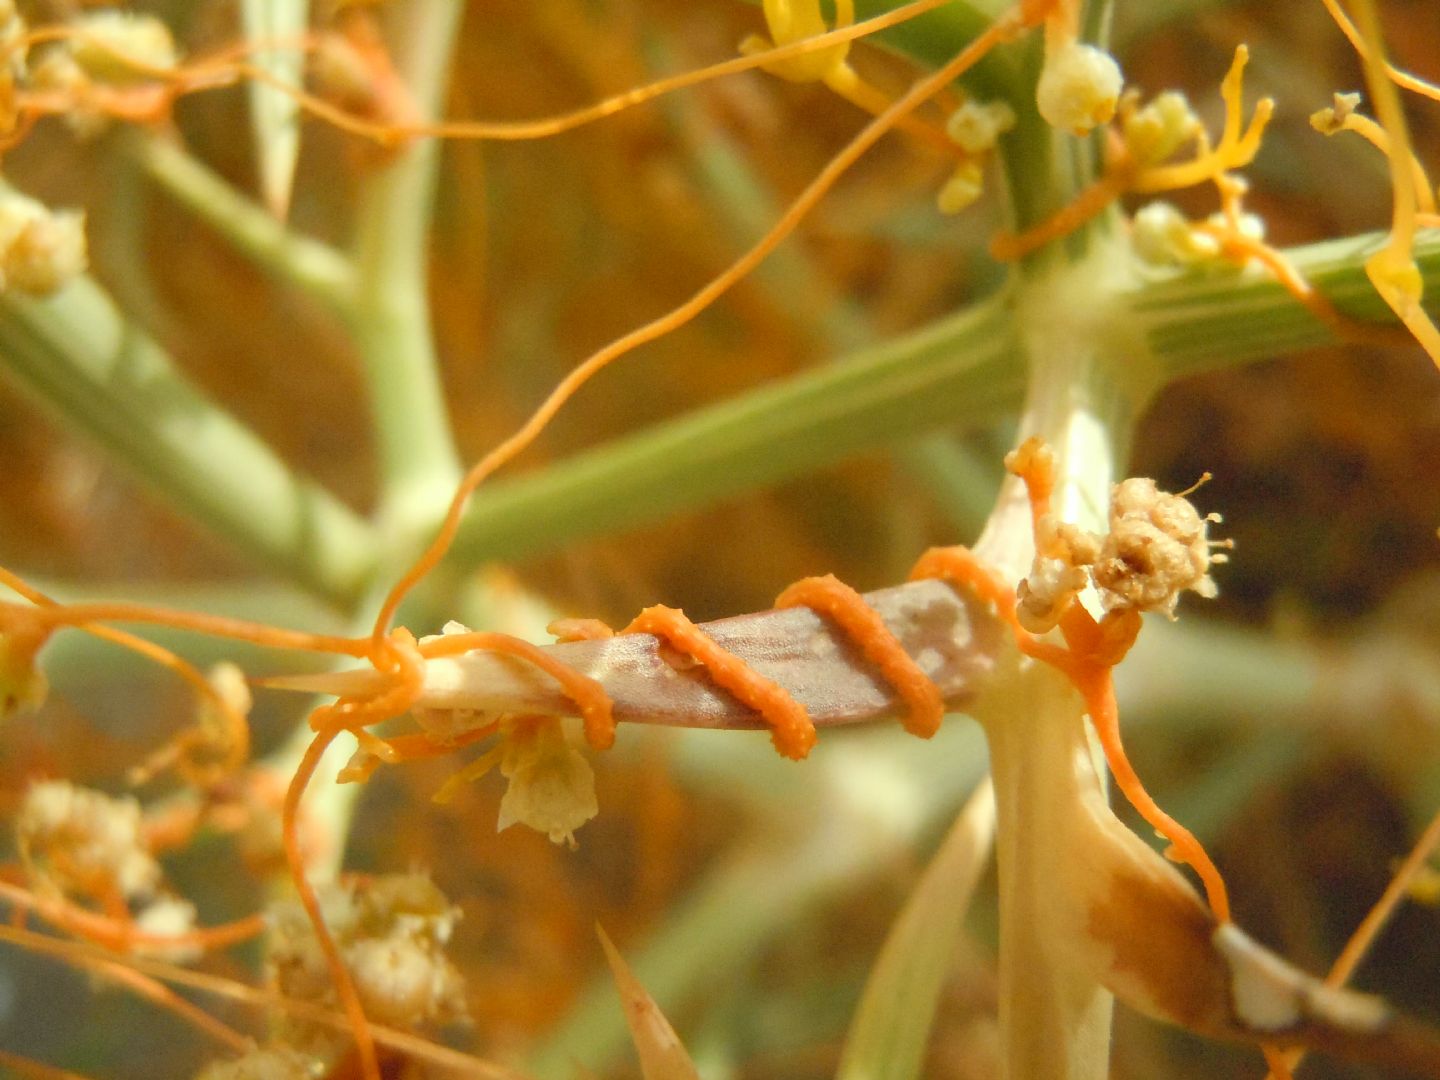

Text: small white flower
xmin=1122 ymin=90 xmax=1200 ymax=165
xmin=1131 ymin=201 xmax=1221 ymax=266
xmin=937 ymin=160 xmax=986 ymax=215
xmin=346 ymin=932 xmax=467 ymax=1028
xmin=1037 ymin=42 xmax=1123 ymax=136
xmin=16 ymin=780 xmax=160 ymax=900
xmin=497 ymin=719 xmax=598 ymax=847
xmin=69 ymin=11 xmax=177 ymax=83
xmin=946 ymin=99 xmax=1016 ymax=154
xmin=133 ymin=894 xmax=201 ymax=963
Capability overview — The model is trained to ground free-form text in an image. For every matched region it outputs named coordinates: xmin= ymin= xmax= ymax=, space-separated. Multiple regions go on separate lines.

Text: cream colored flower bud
xmin=70 ymin=11 xmax=177 ymax=83
xmin=1131 ymin=201 xmax=1221 ymax=266
xmin=937 ymin=160 xmax=985 ymax=215
xmin=945 ymin=99 xmax=1016 ymax=154
xmin=1122 ymin=90 xmax=1200 ymax=165
xmin=1017 ymin=555 xmax=1090 ymax=633
xmin=1037 ymin=42 xmax=1123 ymax=136
xmin=0 ymin=191 xmax=86 ymax=294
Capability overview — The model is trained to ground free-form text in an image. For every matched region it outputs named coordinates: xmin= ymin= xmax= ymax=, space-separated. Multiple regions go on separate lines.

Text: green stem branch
xmin=0 ymin=277 xmax=377 ymax=606
xmin=347 ymin=2 xmax=465 ymax=534
xmin=133 ymin=134 xmax=354 ymax=308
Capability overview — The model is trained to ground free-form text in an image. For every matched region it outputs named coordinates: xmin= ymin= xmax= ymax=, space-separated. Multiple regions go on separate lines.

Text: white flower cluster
xmin=267 ymin=872 xmax=468 ymax=1053
xmin=937 ymin=100 xmax=1016 ymax=215
xmin=194 ymin=1046 xmax=322 ymax=1080
xmin=0 ymin=189 xmax=86 ymax=295
xmin=1130 ymin=199 xmax=1265 ymax=268
xmin=15 ymin=779 xmax=203 ymax=957
xmin=1016 ymin=476 xmax=1228 ymax=633
xmin=16 ymin=779 xmax=160 ymax=900
xmin=1121 ymin=90 xmax=1201 ymax=166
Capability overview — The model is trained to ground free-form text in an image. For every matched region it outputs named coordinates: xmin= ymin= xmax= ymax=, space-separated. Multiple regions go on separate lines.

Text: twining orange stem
xmin=232 ymin=0 xmax=957 ymax=144
xmin=369 ymin=8 xmax=1026 ymax=645
xmin=0 ymin=583 xmax=366 ymax=658
xmin=282 ymin=722 xmax=380 ymax=1080
xmin=624 ymin=605 xmax=816 ymax=759
xmin=990 ymin=169 xmax=1130 ymax=261
xmin=0 ymin=570 xmax=261 ymax=782
xmin=0 ymin=922 xmax=517 ymax=1077
xmin=1068 ymin=662 xmax=1230 ymax=920
xmin=1319 ymin=0 xmax=1440 ymax=104
xmin=908 ymin=544 xmax=1233 ymax=921
xmin=94 ymin=959 xmax=253 ymax=1052
xmin=0 ymin=880 xmax=266 ymax=954
xmin=775 ymin=574 xmax=944 ymax=737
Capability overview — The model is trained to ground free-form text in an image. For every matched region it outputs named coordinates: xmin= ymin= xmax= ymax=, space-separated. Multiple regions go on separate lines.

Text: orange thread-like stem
xmin=367 ymin=7 xmax=1025 ymax=643
xmin=775 ymin=574 xmax=944 ymax=737
xmin=909 ymin=544 xmax=1233 ymax=921
xmin=282 ymin=722 xmax=380 ymax=1080
xmin=623 ymin=605 xmax=816 ymax=759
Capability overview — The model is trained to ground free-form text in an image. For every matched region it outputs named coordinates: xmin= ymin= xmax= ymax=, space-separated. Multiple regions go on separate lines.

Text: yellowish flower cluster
xmin=1016 ymin=473 xmax=1228 ymax=633
xmin=267 ymin=872 xmax=468 ymax=1055
xmin=0 ymin=189 xmax=86 ymax=295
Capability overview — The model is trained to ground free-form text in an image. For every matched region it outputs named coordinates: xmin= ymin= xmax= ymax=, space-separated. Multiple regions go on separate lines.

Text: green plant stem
xmin=967 ymin=247 xmax=1141 ymax=1079
xmin=1136 ymin=227 xmax=1440 ymax=380
xmin=658 ymin=40 xmax=999 ymax=537
xmin=449 ymin=293 xmax=1023 ymax=566
xmin=347 ymin=2 xmax=464 ymax=533
xmin=133 ymin=134 xmax=354 ymax=307
xmin=441 ymin=226 xmax=1440 ymax=569
xmin=0 ymin=277 xmax=377 ymax=607
xmin=836 ymin=775 xmax=996 ymax=1080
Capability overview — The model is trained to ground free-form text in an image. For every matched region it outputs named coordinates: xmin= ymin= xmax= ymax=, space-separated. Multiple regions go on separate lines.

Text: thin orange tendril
xmin=906 ymin=437 xmax=1234 ymax=923
xmin=367 ymin=6 xmax=1028 ymax=645
xmin=0 ymin=569 xmax=257 ymax=785
xmin=775 ymin=574 xmax=944 ymax=737
xmin=1263 ymin=802 xmax=1440 ymax=1079
xmin=623 ymin=605 xmax=816 ymax=760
